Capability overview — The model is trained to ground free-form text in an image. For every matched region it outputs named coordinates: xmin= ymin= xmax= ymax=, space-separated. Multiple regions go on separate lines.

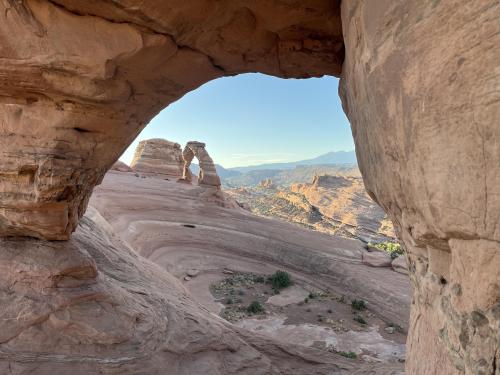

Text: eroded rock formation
xmin=340 ymin=1 xmax=500 ymax=373
xmin=0 ymin=0 xmax=342 ymax=240
xmin=0 ymin=0 xmax=498 ymax=374
xmin=131 ymin=138 xmax=183 ymax=178
xmin=259 ymin=178 xmax=275 ymax=189
xmin=291 ymin=174 xmax=395 ymax=242
xmin=111 ymin=160 xmax=134 ymax=173
xmin=180 ymin=141 xmax=221 ymax=187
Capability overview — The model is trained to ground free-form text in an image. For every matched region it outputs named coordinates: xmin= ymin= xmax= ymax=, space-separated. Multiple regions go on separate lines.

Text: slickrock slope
xmin=5 ymin=206 xmax=391 ymax=374
xmin=0 ymin=209 xmax=275 ymax=374
xmin=111 ymin=160 xmax=134 ymax=172
xmin=131 ymin=138 xmax=183 ymax=178
xmin=0 ymin=0 xmax=498 ymax=373
xmin=87 ymin=171 xmax=410 ymax=374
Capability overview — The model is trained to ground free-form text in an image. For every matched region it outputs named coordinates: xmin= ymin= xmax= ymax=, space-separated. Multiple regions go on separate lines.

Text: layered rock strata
xmin=0 ymin=0 xmax=342 ymax=240
xmin=181 ymin=141 xmax=221 ymax=187
xmin=0 ymin=206 xmax=403 ymax=374
xmin=340 ymin=1 xmax=500 ymax=373
xmin=111 ymin=160 xmax=133 ymax=173
xmin=131 ymin=138 xmax=183 ymax=178
xmin=0 ymin=0 xmax=498 ymax=374
xmin=291 ymin=174 xmax=395 ymax=242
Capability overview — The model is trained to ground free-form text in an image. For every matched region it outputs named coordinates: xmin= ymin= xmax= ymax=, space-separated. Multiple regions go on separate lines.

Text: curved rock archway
xmin=180 ymin=141 xmax=221 ymax=187
xmin=0 ymin=1 xmax=498 ymax=374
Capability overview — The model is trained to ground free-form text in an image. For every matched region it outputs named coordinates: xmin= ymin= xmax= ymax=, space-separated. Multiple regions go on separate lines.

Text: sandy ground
xmin=90 ymin=171 xmax=412 ymax=373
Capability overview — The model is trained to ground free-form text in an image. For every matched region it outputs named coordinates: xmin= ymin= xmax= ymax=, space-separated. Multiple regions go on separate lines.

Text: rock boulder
xmin=131 ymin=139 xmax=183 ymax=178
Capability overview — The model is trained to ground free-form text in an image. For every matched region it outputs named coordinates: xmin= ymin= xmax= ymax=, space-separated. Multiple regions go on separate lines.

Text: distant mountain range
xmin=189 ymin=164 xmax=241 ymax=179
xmin=189 ymin=150 xmax=357 ymax=181
xmin=229 ymin=150 xmax=357 ymax=172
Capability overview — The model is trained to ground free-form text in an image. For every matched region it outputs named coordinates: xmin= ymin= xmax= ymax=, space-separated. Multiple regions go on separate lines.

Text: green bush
xmin=369 ymin=241 xmax=404 ymax=259
xmin=247 ymin=301 xmax=264 ymax=314
xmin=254 ymin=275 xmax=265 ymax=283
xmin=353 ymin=315 xmax=367 ymax=325
xmin=351 ymin=299 xmax=366 ymax=311
xmin=339 ymin=351 xmax=357 ymax=359
xmin=267 ymin=270 xmax=292 ymax=290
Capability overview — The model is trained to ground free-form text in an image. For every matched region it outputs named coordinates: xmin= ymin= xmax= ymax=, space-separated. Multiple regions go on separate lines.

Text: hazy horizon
xmin=119 ymin=73 xmax=355 ymax=168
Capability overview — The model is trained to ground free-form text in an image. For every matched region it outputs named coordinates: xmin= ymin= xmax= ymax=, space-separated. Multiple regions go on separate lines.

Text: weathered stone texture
xmin=340 ymin=1 xmax=500 ymax=373
xmin=0 ymin=0 xmax=342 ymax=239
xmin=181 ymin=141 xmax=221 ymax=187
xmin=0 ymin=0 xmax=498 ymax=374
xmin=131 ymin=138 xmax=183 ymax=177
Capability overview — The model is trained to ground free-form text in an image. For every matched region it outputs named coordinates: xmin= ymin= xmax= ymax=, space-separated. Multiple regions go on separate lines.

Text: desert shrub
xmin=238 ymin=289 xmax=245 ymax=296
xmin=369 ymin=241 xmax=404 ymax=259
xmin=267 ymin=270 xmax=292 ymax=290
xmin=351 ymin=299 xmax=366 ymax=311
xmin=247 ymin=301 xmax=264 ymax=314
xmin=353 ymin=315 xmax=367 ymax=325
xmin=253 ymin=275 xmax=265 ymax=283
xmin=388 ymin=322 xmax=404 ymax=333
xmin=339 ymin=351 xmax=357 ymax=359
xmin=225 ymin=298 xmax=233 ymax=305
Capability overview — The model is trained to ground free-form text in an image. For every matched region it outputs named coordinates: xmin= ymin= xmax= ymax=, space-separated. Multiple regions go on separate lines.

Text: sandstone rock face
xmin=0 ymin=192 xmax=406 ymax=374
xmin=391 ymin=256 xmax=409 ymax=276
xmin=131 ymin=138 xmax=183 ymax=178
xmin=111 ymin=160 xmax=133 ymax=172
xmin=0 ymin=0 xmax=498 ymax=374
xmin=181 ymin=141 xmax=221 ymax=187
xmin=362 ymin=250 xmax=392 ymax=268
xmin=0 ymin=0 xmax=342 ymax=240
xmin=340 ymin=1 xmax=500 ymax=374
xmin=0 ymin=208 xmax=300 ymax=374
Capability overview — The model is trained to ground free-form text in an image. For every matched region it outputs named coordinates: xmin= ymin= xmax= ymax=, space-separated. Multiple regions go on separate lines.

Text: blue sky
xmin=120 ymin=73 xmax=354 ymax=168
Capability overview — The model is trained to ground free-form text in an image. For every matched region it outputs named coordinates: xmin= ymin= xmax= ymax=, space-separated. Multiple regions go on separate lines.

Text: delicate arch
xmin=181 ymin=142 xmax=221 ymax=188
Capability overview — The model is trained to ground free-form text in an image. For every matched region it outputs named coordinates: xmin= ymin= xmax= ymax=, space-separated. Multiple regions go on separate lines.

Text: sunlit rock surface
xmin=181 ymin=141 xmax=221 ymax=187
xmin=340 ymin=0 xmax=500 ymax=373
xmin=131 ymin=138 xmax=183 ymax=178
xmin=0 ymin=0 xmax=342 ymax=239
xmin=111 ymin=160 xmax=134 ymax=173
xmin=0 ymin=0 xmax=498 ymax=374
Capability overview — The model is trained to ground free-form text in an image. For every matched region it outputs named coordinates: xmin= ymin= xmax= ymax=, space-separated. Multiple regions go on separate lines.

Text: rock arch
xmin=0 ymin=1 xmax=498 ymax=374
xmin=180 ymin=142 xmax=221 ymax=187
